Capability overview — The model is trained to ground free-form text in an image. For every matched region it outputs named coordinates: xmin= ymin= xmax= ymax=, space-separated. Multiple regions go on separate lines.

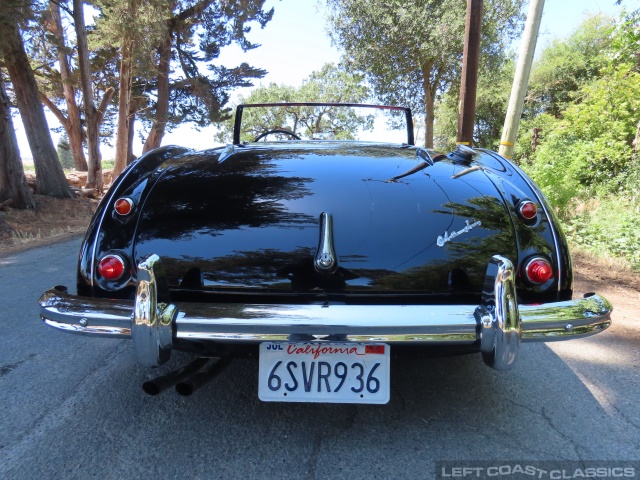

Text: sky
xmin=13 ymin=0 xmax=639 ymax=160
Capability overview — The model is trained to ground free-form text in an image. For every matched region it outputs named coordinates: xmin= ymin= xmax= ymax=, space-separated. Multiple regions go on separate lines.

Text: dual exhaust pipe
xmin=142 ymin=356 xmax=232 ymax=396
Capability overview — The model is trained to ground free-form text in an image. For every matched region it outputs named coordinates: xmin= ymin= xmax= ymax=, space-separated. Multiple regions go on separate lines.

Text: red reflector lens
xmin=114 ymin=198 xmax=133 ymax=216
xmin=98 ymin=255 xmax=125 ymax=280
xmin=519 ymin=201 xmax=538 ymax=220
xmin=525 ymin=258 xmax=553 ymax=284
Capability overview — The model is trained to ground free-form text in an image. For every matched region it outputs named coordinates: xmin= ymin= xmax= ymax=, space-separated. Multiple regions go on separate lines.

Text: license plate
xmin=258 ymin=342 xmax=390 ymax=404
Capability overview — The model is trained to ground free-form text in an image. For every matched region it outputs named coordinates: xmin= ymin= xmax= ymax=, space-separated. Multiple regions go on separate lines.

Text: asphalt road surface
xmin=1 ymin=238 xmax=638 ymax=480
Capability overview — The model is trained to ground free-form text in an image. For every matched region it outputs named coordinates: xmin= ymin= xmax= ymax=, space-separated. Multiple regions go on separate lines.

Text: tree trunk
xmin=0 ymin=14 xmax=72 ymax=198
xmin=421 ymin=62 xmax=435 ymax=148
xmin=127 ymin=103 xmax=137 ymax=165
xmin=49 ymin=2 xmax=88 ymax=171
xmin=113 ymin=30 xmax=135 ymax=179
xmin=143 ymin=33 xmax=172 ymax=153
xmin=0 ymin=76 xmax=35 ymax=209
xmin=73 ymin=0 xmax=103 ymax=191
xmin=531 ymin=127 xmax=541 ymax=153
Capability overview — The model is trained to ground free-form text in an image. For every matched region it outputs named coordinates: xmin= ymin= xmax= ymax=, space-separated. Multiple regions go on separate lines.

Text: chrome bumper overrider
xmin=39 ymin=255 xmax=612 ymax=370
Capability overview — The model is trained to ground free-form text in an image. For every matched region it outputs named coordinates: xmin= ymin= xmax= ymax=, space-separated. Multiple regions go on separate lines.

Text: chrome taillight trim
xmin=97 ymin=254 xmax=127 ymax=280
xmin=517 ymin=200 xmax=538 ymax=220
xmin=114 ymin=197 xmax=135 ymax=216
xmin=524 ymin=256 xmax=553 ymax=285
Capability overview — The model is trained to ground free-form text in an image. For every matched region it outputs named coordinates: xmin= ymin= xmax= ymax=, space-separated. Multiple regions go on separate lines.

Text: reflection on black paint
xmin=137 ymin=151 xmax=316 ymax=242
xmin=366 ymin=196 xmax=517 ymax=293
xmin=134 ymin=146 xmax=522 ymax=298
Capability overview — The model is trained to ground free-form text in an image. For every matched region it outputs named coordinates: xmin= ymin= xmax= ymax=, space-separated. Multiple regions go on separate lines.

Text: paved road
xmin=1 ymin=238 xmax=638 ymax=480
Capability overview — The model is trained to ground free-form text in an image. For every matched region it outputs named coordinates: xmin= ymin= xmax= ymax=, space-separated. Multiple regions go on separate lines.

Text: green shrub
xmin=56 ymin=136 xmax=75 ymax=170
xmin=520 ymin=66 xmax=640 ymax=215
xmin=563 ymin=194 xmax=640 ymax=270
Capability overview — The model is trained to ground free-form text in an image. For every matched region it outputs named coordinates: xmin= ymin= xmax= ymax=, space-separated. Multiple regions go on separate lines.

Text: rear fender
xmin=476 ymin=149 xmax=572 ymax=301
xmin=77 ymin=146 xmax=195 ymax=297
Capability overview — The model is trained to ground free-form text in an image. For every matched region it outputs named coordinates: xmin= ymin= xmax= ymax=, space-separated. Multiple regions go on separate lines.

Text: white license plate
xmin=258 ymin=342 xmax=390 ymax=404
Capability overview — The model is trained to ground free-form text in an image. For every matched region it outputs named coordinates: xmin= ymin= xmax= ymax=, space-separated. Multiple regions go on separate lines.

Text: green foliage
xmin=101 ymin=159 xmax=115 ymax=170
xmin=91 ymin=0 xmax=273 ymax=128
xmin=92 ymin=1 xmax=172 ymax=68
xmin=56 ymin=135 xmax=74 ymax=169
xmin=432 ymin=95 xmax=457 ymax=152
xmin=521 ymin=65 xmax=640 ymax=211
xmin=514 ymin=11 xmax=640 ymax=269
xmin=563 ymin=195 xmax=640 ymax=270
xmin=325 ymin=0 xmax=524 ymax=146
xmin=434 ymin=58 xmax=515 ymax=151
xmin=512 ymin=113 xmax=556 ymax=164
xmin=610 ymin=7 xmax=640 ymax=69
xmin=216 ymin=63 xmax=372 ymax=143
xmin=525 ymin=14 xmax=615 ymax=118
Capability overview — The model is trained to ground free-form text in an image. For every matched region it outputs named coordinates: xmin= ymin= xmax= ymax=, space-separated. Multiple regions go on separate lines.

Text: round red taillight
xmin=525 ymin=257 xmax=553 ymax=284
xmin=518 ymin=201 xmax=538 ymax=220
xmin=98 ymin=255 xmax=126 ymax=280
xmin=114 ymin=198 xmax=134 ymax=216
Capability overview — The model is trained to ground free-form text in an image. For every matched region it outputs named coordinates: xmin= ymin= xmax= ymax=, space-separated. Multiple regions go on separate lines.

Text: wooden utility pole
xmin=499 ymin=0 xmax=545 ymax=159
xmin=457 ymin=0 xmax=483 ymax=146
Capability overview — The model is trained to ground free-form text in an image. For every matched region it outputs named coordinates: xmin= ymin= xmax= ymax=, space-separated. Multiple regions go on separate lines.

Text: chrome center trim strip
xmin=314 ymin=212 xmax=338 ymax=274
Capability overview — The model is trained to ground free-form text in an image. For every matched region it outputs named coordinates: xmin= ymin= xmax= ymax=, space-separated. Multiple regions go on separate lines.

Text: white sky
xmin=13 ymin=0 xmax=638 ymax=160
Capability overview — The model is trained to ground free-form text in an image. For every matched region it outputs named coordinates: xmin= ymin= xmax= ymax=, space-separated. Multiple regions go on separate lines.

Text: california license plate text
xmin=258 ymin=342 xmax=390 ymax=404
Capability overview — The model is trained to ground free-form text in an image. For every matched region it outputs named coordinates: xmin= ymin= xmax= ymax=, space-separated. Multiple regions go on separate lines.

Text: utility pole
xmin=499 ymin=0 xmax=545 ymax=159
xmin=457 ymin=0 xmax=483 ymax=146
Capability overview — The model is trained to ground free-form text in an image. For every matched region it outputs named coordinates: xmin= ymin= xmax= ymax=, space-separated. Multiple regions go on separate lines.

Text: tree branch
xmin=49 ymin=0 xmax=73 ymax=18
xmin=96 ymin=87 xmax=115 ymax=125
xmin=172 ymin=0 xmax=215 ymax=28
xmin=39 ymin=91 xmax=69 ymax=128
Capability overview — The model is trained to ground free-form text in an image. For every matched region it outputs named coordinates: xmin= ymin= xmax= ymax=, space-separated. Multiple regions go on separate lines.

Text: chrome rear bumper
xmin=39 ymin=255 xmax=612 ymax=371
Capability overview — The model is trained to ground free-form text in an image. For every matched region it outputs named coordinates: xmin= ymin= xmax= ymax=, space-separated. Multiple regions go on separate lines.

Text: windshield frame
xmin=232 ymin=102 xmax=414 ymax=146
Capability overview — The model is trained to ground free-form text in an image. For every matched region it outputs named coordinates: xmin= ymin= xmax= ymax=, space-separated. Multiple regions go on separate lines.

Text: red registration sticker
xmin=365 ymin=345 xmax=385 ymax=354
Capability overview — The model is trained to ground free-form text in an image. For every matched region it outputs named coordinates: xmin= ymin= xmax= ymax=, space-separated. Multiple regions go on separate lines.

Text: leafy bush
xmin=513 ymin=11 xmax=640 ymax=269
xmin=564 ymin=195 xmax=640 ymax=270
xmin=520 ymin=66 xmax=640 ymax=214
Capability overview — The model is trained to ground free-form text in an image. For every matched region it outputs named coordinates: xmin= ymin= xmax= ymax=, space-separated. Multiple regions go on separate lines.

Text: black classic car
xmin=39 ymin=103 xmax=612 ymax=403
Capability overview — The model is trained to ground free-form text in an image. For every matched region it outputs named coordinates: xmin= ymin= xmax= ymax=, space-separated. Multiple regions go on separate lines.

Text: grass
xmin=10 ymin=226 xmax=74 ymax=245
